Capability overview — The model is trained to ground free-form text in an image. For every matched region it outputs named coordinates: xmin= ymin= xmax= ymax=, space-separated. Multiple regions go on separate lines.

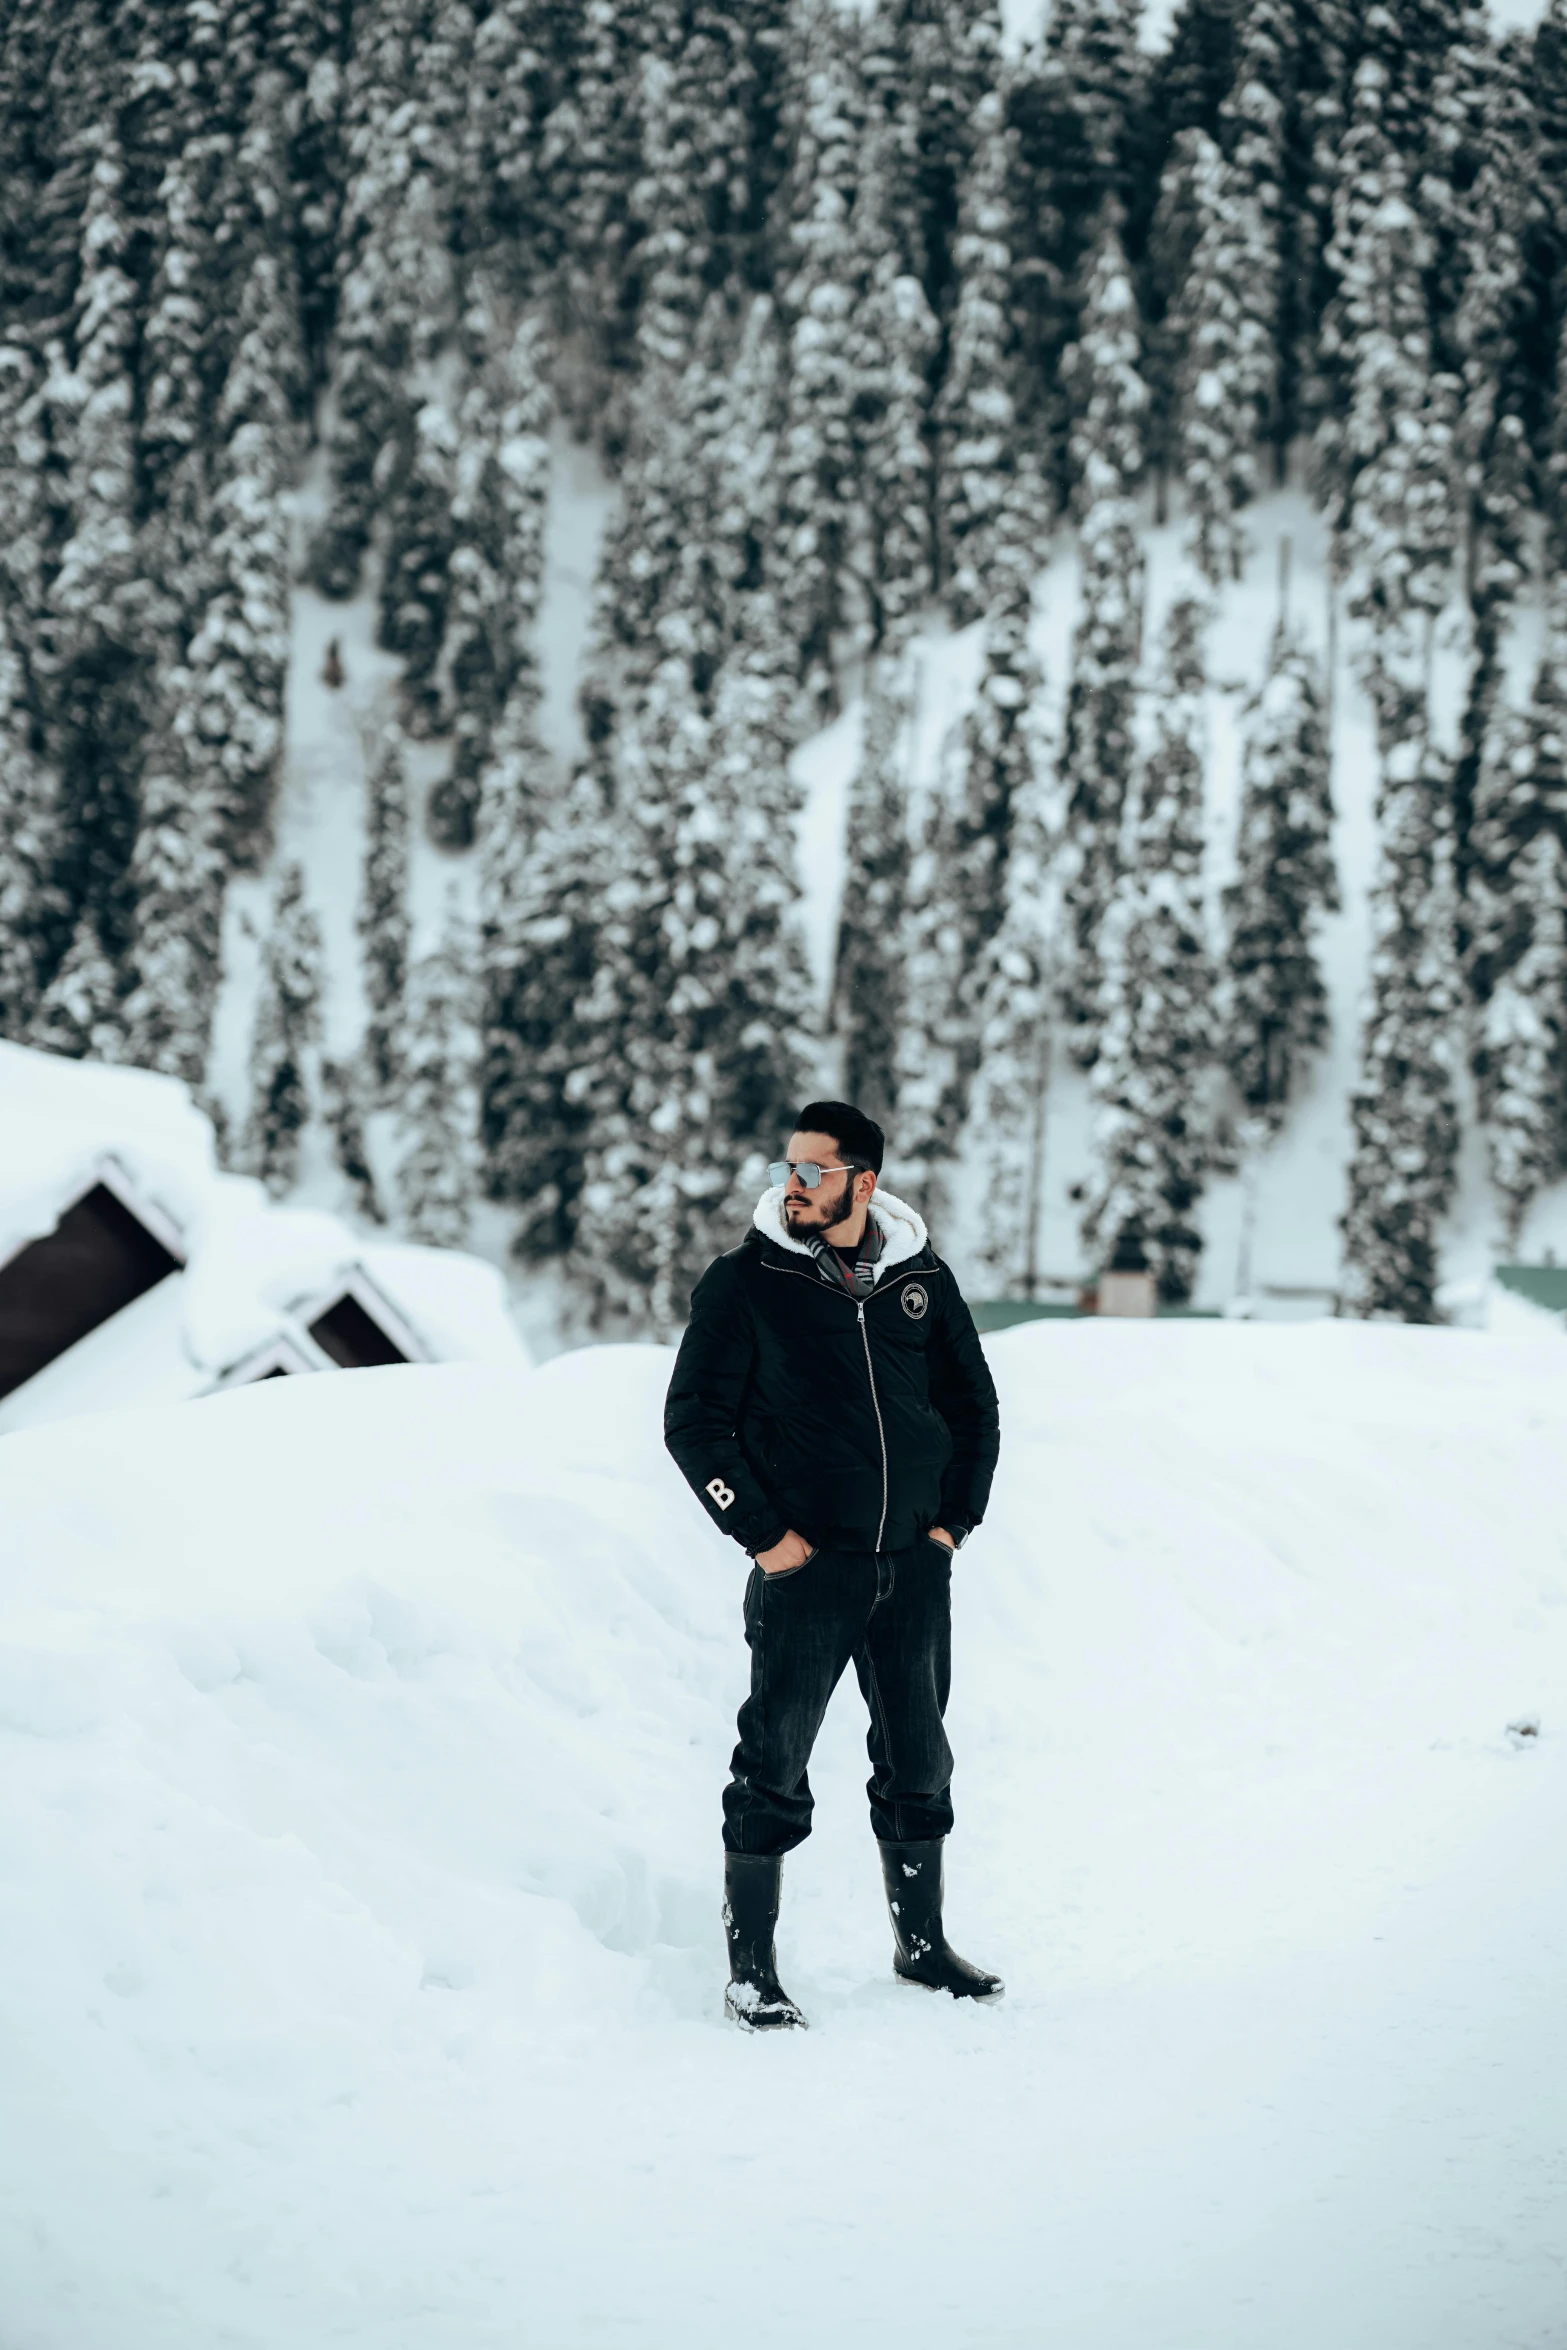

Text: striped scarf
xmin=805 ymin=1217 xmax=883 ymax=1299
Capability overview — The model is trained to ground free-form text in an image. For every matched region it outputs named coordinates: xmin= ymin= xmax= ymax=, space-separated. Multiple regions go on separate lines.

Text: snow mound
xmin=1 ymin=1322 xmax=1565 ymax=2347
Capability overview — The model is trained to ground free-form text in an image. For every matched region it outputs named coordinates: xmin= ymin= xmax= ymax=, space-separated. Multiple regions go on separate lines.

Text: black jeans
xmin=722 ymin=1539 xmax=956 ymax=1856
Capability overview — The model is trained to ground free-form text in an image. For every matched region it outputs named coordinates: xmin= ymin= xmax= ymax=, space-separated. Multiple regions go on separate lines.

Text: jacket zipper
xmin=857 ymin=1300 xmax=890 ymax=1551
xmin=759 ymin=1257 xmax=917 ymax=1555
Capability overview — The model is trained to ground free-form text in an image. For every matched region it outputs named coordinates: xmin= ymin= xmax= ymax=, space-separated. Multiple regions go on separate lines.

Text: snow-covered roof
xmin=0 ymin=1039 xmax=214 ymax=1268
xmin=0 ymin=1044 xmax=530 ymax=1435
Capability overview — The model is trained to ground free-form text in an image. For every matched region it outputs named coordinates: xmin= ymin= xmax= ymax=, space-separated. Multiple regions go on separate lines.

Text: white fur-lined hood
xmin=752 ymin=1184 xmax=929 ymax=1279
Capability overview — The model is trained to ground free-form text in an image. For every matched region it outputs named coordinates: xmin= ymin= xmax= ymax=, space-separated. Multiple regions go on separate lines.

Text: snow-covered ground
xmin=2 ymin=1321 xmax=1564 ymax=2346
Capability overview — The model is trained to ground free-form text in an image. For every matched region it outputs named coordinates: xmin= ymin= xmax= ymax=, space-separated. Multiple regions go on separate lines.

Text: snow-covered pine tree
xmin=137 ymin=124 xmax=225 ymax=620
xmin=464 ymin=0 xmax=555 ymax=289
xmin=572 ymin=621 xmax=807 ymax=1335
xmin=1008 ymin=0 xmax=1145 ymax=498
xmin=431 ymin=316 xmax=552 ymax=845
xmin=0 ymin=610 xmax=65 ymax=1040
xmin=1330 ymin=129 xmax=1463 ymax=1323
xmin=1173 ymin=130 xmax=1277 ymax=588
xmin=935 ymin=85 xmax=1020 ymax=622
xmin=28 ymin=914 xmax=126 ymax=1063
xmin=850 ymin=167 xmax=939 ymax=653
xmin=1218 ymin=0 xmax=1293 ymax=468
xmin=1443 ymin=102 xmax=1530 ymax=887
xmin=965 ymin=705 xmax=1060 ymax=1298
xmin=479 ymin=745 xmax=613 ymax=1260
xmin=187 ymin=228 xmax=301 ymax=867
xmin=777 ymin=12 xmax=870 ymax=709
xmin=311 ymin=16 xmax=456 ymax=601
xmin=894 ymin=481 xmax=1048 ymax=1217
xmin=397 ymin=899 xmax=482 ymax=1248
xmin=1467 ymin=579 xmax=1567 ymax=1240
xmin=117 ymin=711 xmax=228 ymax=1085
xmin=1223 ymin=619 xmax=1339 ymax=1124
xmin=242 ymin=861 xmax=323 ymax=1196
xmin=1339 ymin=747 xmax=1463 ymax=1321
xmin=44 ymin=137 xmax=140 ymax=665
xmin=701 ymin=600 xmax=814 ymax=1153
xmin=359 ymin=723 xmax=411 ymax=1094
xmin=1059 ymin=216 xmax=1147 ymax=1051
xmin=1477 ymin=828 xmax=1567 ymax=1250
xmin=835 ymin=654 xmax=914 ymax=1131
xmin=379 ymin=397 xmax=459 ymax=738
xmin=322 ymin=1055 xmax=386 ymax=1225
xmin=1468 ymin=587 xmax=1567 ymax=1008
xmin=579 ymin=286 xmax=764 ymax=754
xmin=1081 ymin=593 xmax=1216 ymax=1305
xmin=35 ymin=135 xmax=146 ymax=985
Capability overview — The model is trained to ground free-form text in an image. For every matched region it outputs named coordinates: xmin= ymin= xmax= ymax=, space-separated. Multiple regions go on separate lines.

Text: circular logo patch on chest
xmin=901 ymin=1283 xmax=929 ymax=1320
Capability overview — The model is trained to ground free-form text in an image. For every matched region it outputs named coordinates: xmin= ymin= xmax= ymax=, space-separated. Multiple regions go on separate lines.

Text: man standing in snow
xmin=665 ymin=1102 xmax=1003 ymax=2031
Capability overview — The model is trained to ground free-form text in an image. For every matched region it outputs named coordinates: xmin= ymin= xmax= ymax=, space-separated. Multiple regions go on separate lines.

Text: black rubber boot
xmin=723 ymin=1852 xmax=807 ymax=2030
xmin=879 ymin=1839 xmax=1003 ymax=1999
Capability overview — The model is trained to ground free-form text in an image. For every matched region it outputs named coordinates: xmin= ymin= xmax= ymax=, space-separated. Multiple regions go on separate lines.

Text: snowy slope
xmin=1 ymin=1323 xmax=1564 ymax=2347
xmin=214 ymin=434 xmax=1567 ymax=1317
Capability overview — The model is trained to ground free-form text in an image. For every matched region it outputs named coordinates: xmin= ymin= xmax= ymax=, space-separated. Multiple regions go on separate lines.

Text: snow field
xmin=1 ymin=1322 xmax=1565 ymax=2345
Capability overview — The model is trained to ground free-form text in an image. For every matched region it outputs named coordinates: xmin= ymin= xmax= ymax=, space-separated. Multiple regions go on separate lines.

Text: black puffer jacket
xmin=664 ymin=1192 xmax=1001 ymax=1558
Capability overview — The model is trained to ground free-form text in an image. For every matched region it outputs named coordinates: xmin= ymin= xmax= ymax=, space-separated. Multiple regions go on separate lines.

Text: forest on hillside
xmin=3 ymin=0 xmax=1567 ymax=1331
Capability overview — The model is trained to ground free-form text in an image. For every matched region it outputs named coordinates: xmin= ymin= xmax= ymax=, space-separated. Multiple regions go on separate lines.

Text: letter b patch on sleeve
xmin=705 ymin=1476 xmax=736 ymax=1511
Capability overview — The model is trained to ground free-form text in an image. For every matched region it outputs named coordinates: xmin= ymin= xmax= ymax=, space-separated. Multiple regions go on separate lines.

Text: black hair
xmin=792 ymin=1100 xmax=885 ymax=1174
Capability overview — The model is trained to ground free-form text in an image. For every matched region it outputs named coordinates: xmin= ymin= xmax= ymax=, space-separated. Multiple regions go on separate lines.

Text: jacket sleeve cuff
xmin=746 ymin=1525 xmax=790 ymax=1559
xmin=942 ymin=1518 xmax=973 ymax=1549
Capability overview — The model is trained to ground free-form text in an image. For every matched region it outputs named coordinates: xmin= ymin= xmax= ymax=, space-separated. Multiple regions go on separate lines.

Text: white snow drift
xmin=1 ymin=1320 xmax=1564 ymax=2348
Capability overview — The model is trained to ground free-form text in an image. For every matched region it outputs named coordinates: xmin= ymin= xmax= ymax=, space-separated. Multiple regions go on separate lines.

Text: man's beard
xmin=785 ymin=1170 xmax=856 ymax=1235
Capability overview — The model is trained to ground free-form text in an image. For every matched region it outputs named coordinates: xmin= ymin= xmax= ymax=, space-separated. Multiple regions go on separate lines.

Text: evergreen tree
xmin=1219 ymin=0 xmax=1298 ymax=469
xmin=242 ymin=860 xmax=322 ymax=1196
xmin=323 ymin=1054 xmax=386 ymax=1224
xmin=1444 ymin=101 xmax=1531 ymax=886
xmin=379 ymin=396 xmax=459 ymax=736
xmin=0 ymin=610 xmax=65 ymax=1040
xmin=1468 ymin=588 xmax=1567 ymax=1006
xmin=573 ymin=625 xmax=807 ymax=1334
xmin=360 ymin=724 xmax=412 ymax=1093
xmin=853 ymin=208 xmax=939 ymax=651
xmin=895 ymin=500 xmax=1047 ymax=1214
xmin=936 ymin=86 xmax=1020 ymax=621
xmin=1060 ymin=219 xmax=1148 ymax=1048
xmin=966 ymin=721 xmax=1060 ymax=1299
xmin=777 ymin=15 xmax=870 ymax=708
xmin=1329 ymin=121 xmax=1462 ymax=1323
xmin=35 ymin=135 xmax=147 ymax=978
xmin=1081 ymin=594 xmax=1216 ymax=1305
xmin=1339 ymin=748 xmax=1462 ymax=1321
xmin=1008 ymin=0 xmax=1145 ymax=497
xmin=397 ymin=900 xmax=482 ymax=1248
xmin=1173 ymin=130 xmax=1277 ymax=587
xmin=117 ymin=711 xmax=227 ymax=1085
xmin=312 ymin=27 xmax=457 ymax=600
xmin=1478 ymin=828 xmax=1567 ymax=1249
xmin=480 ymin=747 xmax=614 ymax=1258
xmin=188 ymin=234 xmax=301 ymax=866
xmin=28 ymin=914 xmax=125 ymax=1063
xmin=544 ymin=0 xmax=650 ymax=442
xmin=835 ymin=655 xmax=914 ymax=1131
xmin=44 ymin=137 xmax=140 ymax=661
xmin=1223 ymin=618 xmax=1339 ymax=1123
xmin=431 ymin=316 xmax=552 ymax=844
